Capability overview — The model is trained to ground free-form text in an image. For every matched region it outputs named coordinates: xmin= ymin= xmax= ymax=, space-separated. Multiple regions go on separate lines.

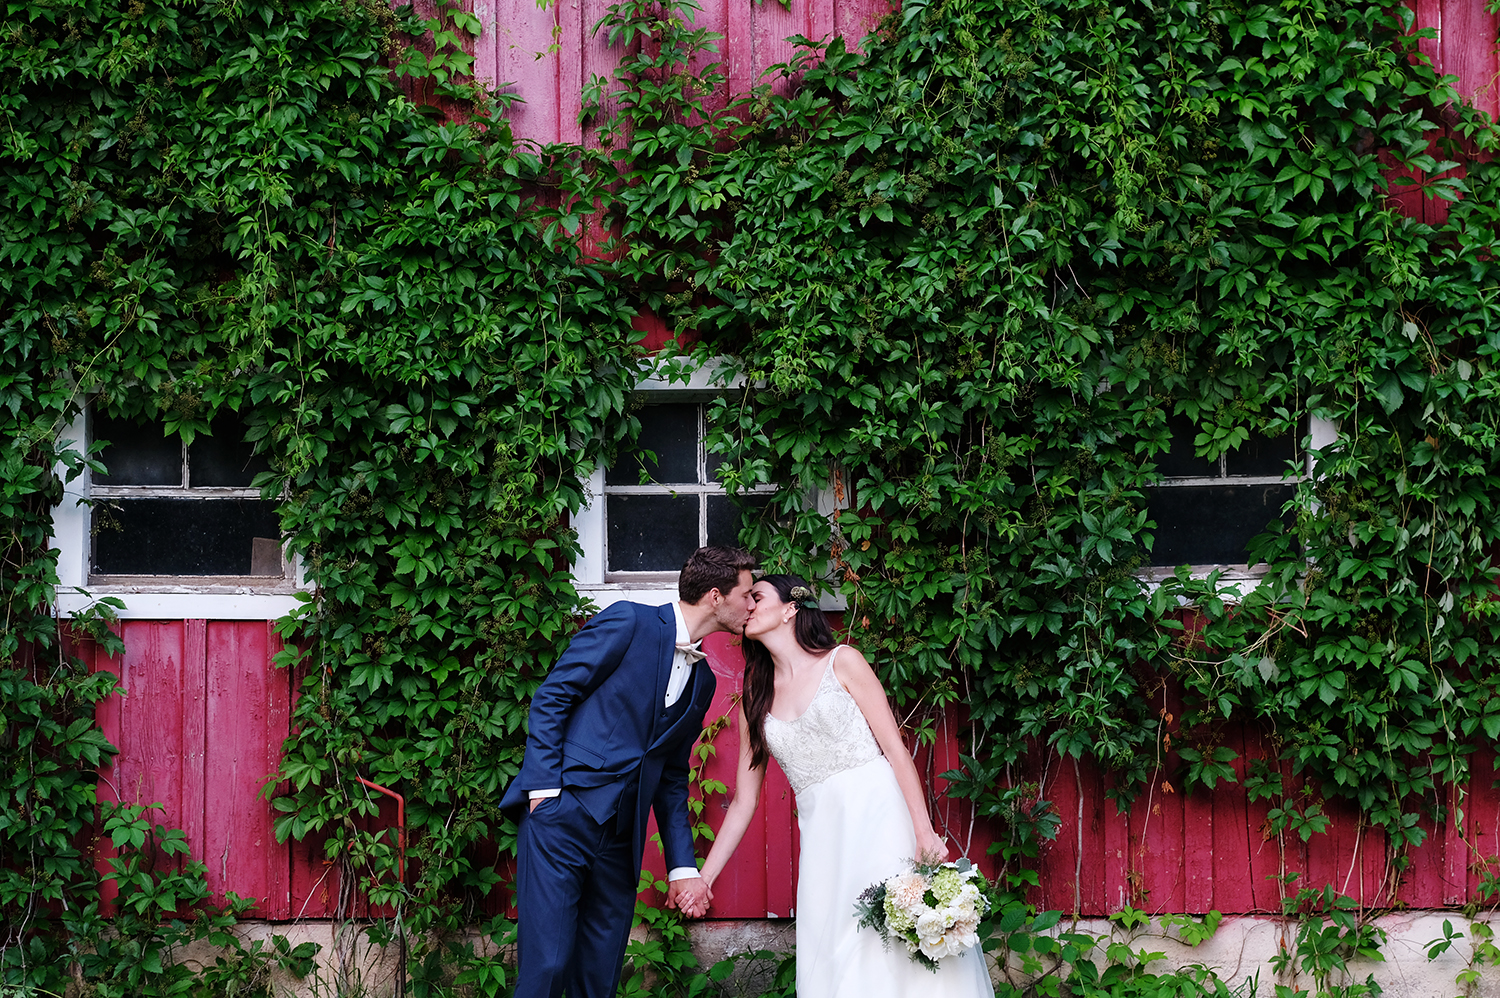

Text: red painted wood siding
xmin=471 ymin=0 xmax=893 ymax=147
xmin=81 ymin=621 xmax=292 ymax=917
xmin=80 ymin=620 xmax=1500 ymax=919
xmin=1384 ymin=0 xmax=1499 ymax=225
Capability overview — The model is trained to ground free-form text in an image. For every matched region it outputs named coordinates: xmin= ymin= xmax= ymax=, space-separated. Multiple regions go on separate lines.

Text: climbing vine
xmin=664 ymin=0 xmax=1500 ymax=846
xmin=2 ymin=0 xmax=1500 ymax=993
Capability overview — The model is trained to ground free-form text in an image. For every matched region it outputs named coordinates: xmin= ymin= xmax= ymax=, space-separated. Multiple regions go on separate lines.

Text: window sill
xmin=577 ymin=582 xmax=681 ymax=609
xmin=54 ymin=587 xmax=307 ymax=621
xmin=1136 ymin=562 xmax=1275 ymax=588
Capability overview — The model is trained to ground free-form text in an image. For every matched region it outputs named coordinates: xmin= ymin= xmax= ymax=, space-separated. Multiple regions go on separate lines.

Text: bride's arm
xmin=698 ymin=704 xmax=767 ymax=890
xmin=836 ymin=647 xmax=949 ymax=863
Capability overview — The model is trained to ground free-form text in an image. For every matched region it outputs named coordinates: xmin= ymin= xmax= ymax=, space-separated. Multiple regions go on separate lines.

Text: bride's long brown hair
xmin=742 ymin=575 xmax=837 ymax=769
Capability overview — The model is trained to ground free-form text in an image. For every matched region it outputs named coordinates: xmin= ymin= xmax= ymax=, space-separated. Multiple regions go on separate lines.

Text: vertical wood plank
xmin=833 ymin=0 xmax=888 ymax=54
xmin=1150 ymin=766 xmax=1186 ymax=914
xmin=205 ymin=622 xmax=286 ymax=916
xmin=1410 ymin=0 xmax=1443 ymax=71
xmin=577 ymin=0 xmax=620 ymax=151
xmin=486 ymin=0 xmax=567 ymax=145
xmin=1465 ymin=749 xmax=1500 ymax=903
xmin=1183 ymin=781 xmax=1214 ymax=913
xmin=806 ymin=0 xmax=835 ymax=52
xmin=1245 ymin=757 xmax=1281 ymax=913
xmin=1103 ymin=776 xmax=1130 ymax=915
xmin=264 ymin=622 xmax=293 ymax=919
xmin=1363 ymin=820 xmax=1393 ymax=909
xmin=1074 ymin=756 xmax=1111 ymax=916
xmin=726 ymin=0 xmax=754 ymax=100
xmin=750 ymin=0 xmax=804 ymax=94
xmin=1303 ymin=796 xmax=1340 ymax=899
xmin=1443 ymin=780 xmax=1467 ymax=905
xmin=1447 ymin=0 xmax=1500 ymax=122
xmin=762 ymin=761 xmax=799 ymax=917
xmin=1401 ymin=811 xmax=1445 ymax=908
xmin=1209 ymin=723 xmax=1254 ymax=913
xmin=290 ymin=831 xmax=341 ymax=920
xmin=89 ymin=627 xmax=123 ymax=910
xmin=182 ymin=620 xmax=209 ymax=874
xmin=118 ymin=622 xmax=189 ymax=847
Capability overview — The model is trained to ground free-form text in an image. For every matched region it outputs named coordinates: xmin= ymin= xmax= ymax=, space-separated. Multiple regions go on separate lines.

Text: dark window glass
xmin=93 ymin=414 xmax=182 ymax=486
xmin=189 ymin=416 xmax=272 ymax=487
xmin=1153 ymin=414 xmax=1217 ymax=478
xmin=606 ymin=495 xmax=698 ymax=572
xmin=93 ymin=498 xmax=282 ymax=576
xmin=606 ymin=404 xmax=699 ymax=486
xmin=1145 ymin=484 xmax=1296 ymax=567
xmin=707 ymin=494 xmax=771 ymax=548
xmin=1229 ymin=426 xmax=1298 ymax=477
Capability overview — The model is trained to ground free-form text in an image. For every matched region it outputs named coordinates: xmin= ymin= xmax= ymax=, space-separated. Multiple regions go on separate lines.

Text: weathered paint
xmin=68 ymin=0 xmax=1500 ymax=924
xmin=87 ymin=615 xmax=1500 ymax=918
xmin=85 ymin=620 xmax=291 ymax=917
xmin=470 ymin=0 xmax=893 ymax=146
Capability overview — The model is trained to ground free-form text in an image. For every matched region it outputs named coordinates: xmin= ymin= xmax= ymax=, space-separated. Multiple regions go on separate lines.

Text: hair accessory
xmin=788 ymin=585 xmax=818 ymax=609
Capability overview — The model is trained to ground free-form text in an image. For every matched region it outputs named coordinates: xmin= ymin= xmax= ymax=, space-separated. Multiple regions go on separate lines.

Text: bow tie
xmin=675 ymin=641 xmax=707 ymax=663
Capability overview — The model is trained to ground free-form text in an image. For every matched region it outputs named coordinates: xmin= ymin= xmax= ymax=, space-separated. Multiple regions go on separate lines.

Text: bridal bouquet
xmin=854 ymin=858 xmax=990 ymax=969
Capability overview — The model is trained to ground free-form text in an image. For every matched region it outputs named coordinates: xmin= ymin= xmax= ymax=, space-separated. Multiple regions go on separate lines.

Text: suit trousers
xmin=515 ymin=788 xmax=639 ymax=998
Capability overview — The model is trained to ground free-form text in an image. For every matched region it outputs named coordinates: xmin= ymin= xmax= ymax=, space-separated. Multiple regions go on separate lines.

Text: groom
xmin=501 ymin=545 xmax=757 ymax=998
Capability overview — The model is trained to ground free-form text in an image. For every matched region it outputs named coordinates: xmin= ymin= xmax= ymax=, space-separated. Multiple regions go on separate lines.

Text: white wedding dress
xmin=763 ymin=646 xmax=992 ymax=997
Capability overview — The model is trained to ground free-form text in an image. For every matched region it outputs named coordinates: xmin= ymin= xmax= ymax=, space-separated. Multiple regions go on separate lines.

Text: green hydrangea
xmin=930 ymin=867 xmax=965 ymax=905
xmin=884 ymin=895 xmax=917 ymax=933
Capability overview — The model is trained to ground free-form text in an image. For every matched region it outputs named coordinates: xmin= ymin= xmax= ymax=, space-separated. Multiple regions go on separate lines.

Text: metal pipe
xmin=354 ymin=776 xmax=406 ymax=886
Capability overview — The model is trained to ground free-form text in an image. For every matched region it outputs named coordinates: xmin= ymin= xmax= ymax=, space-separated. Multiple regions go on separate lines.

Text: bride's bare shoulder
xmin=830 ymin=643 xmax=877 ymax=685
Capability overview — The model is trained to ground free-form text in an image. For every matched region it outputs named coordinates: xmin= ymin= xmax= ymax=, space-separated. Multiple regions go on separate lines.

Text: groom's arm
xmin=651 ymin=739 xmax=698 ymax=874
xmin=655 ymin=739 xmax=714 ymax=916
xmin=519 ymin=603 xmax=637 ymax=796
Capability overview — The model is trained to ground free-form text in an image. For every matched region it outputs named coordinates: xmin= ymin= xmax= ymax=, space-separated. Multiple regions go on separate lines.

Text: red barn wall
xmin=73 ymin=0 xmax=1500 ymax=923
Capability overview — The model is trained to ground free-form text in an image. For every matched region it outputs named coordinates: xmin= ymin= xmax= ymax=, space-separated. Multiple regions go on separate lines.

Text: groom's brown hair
xmin=678 ymin=546 xmax=757 ymax=604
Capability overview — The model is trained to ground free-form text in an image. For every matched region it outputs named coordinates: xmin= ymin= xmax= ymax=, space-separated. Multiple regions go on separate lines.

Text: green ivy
xmin=646 ymin=0 xmax=1500 ymax=841
xmin=3 ymin=0 xmax=1500 ymax=992
xmin=0 ymin=0 xmax=643 ymax=989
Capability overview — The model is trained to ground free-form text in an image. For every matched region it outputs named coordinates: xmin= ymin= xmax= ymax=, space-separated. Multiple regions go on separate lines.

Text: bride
xmin=695 ymin=575 xmax=992 ymax=997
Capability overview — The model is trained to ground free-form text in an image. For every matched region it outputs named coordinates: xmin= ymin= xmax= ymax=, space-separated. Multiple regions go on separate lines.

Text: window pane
xmin=707 ymin=494 xmax=771 ymax=548
xmin=1145 ymin=484 xmax=1296 ymax=567
xmin=1227 ymin=425 xmax=1299 ymax=478
xmin=606 ymin=494 xmax=698 ymax=572
xmin=189 ymin=415 xmax=272 ymax=487
xmin=1152 ymin=414 xmax=1218 ymax=479
xmin=606 ymin=403 xmax=700 ymax=486
xmin=93 ymin=413 xmax=182 ymax=486
xmin=93 ymin=498 xmax=282 ymax=576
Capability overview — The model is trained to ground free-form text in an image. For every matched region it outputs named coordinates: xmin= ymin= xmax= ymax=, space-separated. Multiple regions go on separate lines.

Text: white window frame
xmin=50 ymin=410 xmax=306 ymax=620
xmin=1137 ymin=415 xmax=1336 ymax=583
xmin=572 ymin=358 xmax=848 ymax=611
xmin=574 ymin=361 xmax=753 ymax=607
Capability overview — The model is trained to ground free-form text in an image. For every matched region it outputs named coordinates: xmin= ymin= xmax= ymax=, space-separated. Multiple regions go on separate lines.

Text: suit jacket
xmin=500 ymin=601 xmax=716 ymax=872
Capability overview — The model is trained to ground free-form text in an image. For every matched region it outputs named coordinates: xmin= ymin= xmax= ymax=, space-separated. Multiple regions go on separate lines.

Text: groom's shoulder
xmin=587 ymin=600 xmax=669 ymax=627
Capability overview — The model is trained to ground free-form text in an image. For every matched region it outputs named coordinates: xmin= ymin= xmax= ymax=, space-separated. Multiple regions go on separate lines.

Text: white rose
xmin=915 ymin=909 xmax=947 ymax=939
xmin=919 ymin=932 xmax=961 ymax=961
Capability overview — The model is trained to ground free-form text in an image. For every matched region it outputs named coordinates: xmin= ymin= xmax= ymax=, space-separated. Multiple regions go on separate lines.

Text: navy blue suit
xmin=501 ymin=601 xmax=716 ymax=998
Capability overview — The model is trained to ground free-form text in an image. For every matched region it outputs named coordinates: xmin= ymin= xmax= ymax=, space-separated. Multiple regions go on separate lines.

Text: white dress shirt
xmin=530 ymin=602 xmax=703 ymax=882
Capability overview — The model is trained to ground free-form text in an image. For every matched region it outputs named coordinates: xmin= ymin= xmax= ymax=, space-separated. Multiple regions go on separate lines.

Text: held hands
xmin=666 ymin=877 xmax=714 ymax=918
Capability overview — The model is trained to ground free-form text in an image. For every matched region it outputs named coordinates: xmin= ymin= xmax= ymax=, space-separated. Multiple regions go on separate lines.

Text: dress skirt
xmin=792 ymin=755 xmax=993 ymax=998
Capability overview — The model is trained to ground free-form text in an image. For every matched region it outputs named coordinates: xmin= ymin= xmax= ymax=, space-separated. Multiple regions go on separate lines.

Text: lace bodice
xmin=763 ymin=647 xmax=883 ymax=795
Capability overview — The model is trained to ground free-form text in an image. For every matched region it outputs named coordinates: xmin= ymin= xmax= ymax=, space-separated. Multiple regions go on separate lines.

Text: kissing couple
xmin=500 ymin=545 xmax=991 ymax=998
